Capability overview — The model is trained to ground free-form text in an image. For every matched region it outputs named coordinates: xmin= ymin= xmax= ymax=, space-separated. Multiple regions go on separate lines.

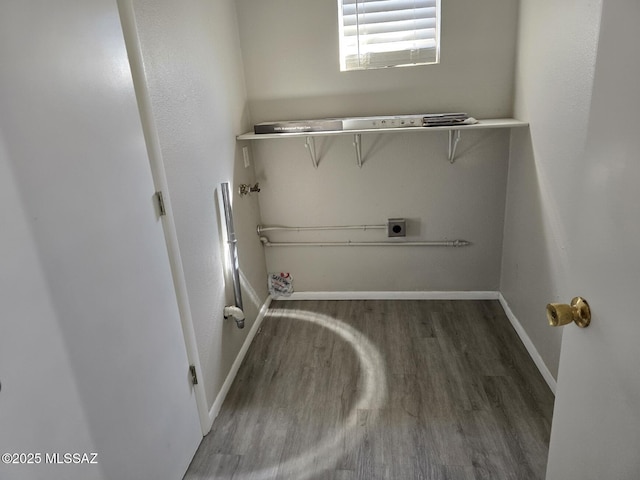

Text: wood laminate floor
xmin=184 ymin=300 xmax=554 ymax=480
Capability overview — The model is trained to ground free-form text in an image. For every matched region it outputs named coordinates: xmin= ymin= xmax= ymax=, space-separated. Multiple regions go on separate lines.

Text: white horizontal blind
xmin=339 ymin=0 xmax=440 ymax=71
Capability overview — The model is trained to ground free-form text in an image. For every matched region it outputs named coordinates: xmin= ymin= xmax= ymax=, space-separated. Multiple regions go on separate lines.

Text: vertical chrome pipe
xmin=221 ymin=182 xmax=244 ymax=328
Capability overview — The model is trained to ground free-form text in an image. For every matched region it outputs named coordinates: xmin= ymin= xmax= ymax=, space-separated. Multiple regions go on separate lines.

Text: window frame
xmin=338 ymin=0 xmax=441 ymax=72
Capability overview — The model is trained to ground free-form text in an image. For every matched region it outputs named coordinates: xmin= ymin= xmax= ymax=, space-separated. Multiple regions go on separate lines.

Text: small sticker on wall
xmin=268 ymin=272 xmax=294 ymax=297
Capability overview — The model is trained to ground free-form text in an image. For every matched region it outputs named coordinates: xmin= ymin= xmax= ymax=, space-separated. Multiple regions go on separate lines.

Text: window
xmin=338 ymin=0 xmax=440 ymax=71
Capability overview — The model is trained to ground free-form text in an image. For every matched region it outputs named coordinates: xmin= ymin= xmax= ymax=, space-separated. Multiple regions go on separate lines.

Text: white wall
xmin=0 ymin=134 xmax=103 ymax=480
xmin=501 ymin=0 xmax=603 ymax=378
xmin=235 ymin=0 xmax=519 ymax=293
xmin=253 ymin=129 xmax=511 ymax=292
xmin=236 ymin=0 xmax=519 ymax=122
xmin=129 ymin=0 xmax=269 ymax=412
xmin=0 ymin=1 xmax=202 ymax=478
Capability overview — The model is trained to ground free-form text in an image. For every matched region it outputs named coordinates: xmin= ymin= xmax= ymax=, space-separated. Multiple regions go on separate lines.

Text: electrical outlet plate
xmin=387 ymin=218 xmax=406 ymax=237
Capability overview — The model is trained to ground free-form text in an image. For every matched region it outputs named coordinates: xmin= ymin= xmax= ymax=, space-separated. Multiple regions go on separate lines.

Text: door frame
xmin=118 ymin=0 xmax=211 ymax=435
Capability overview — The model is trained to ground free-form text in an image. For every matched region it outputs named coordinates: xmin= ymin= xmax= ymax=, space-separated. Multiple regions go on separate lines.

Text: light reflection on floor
xmin=242 ymin=308 xmax=387 ymax=480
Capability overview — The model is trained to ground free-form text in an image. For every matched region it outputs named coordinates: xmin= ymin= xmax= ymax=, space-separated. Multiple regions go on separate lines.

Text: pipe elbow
xmin=224 ymin=305 xmax=245 ymax=321
xmin=224 ymin=305 xmax=245 ymax=329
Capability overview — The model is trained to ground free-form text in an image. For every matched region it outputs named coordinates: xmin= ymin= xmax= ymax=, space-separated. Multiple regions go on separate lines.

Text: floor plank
xmin=184 ymin=300 xmax=554 ymax=480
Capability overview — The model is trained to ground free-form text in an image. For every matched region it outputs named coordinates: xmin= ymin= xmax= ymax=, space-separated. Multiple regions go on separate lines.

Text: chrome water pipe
xmin=221 ymin=182 xmax=245 ymax=329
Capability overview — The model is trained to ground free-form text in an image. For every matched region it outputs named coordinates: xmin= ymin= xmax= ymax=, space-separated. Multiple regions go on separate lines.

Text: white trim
xmin=274 ymin=291 xmax=500 ymax=301
xmin=117 ymin=1 xmax=210 ymax=434
xmin=498 ymin=293 xmax=557 ymax=394
xmin=207 ymin=296 xmax=273 ymax=431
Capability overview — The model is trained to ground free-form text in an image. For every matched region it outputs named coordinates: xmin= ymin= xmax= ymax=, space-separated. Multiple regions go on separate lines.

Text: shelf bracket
xmin=448 ymin=130 xmax=461 ymax=163
xmin=353 ymin=134 xmax=362 ymax=167
xmin=304 ymin=136 xmax=318 ymax=169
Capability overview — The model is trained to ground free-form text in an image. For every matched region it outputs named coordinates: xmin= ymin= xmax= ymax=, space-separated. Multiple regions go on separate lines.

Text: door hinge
xmin=189 ymin=365 xmax=198 ymax=385
xmin=155 ymin=191 xmax=166 ymax=216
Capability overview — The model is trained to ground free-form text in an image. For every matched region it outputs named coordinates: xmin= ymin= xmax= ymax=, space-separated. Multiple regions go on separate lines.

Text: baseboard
xmin=206 ymin=295 xmax=272 ymax=431
xmin=498 ymin=293 xmax=557 ymax=394
xmin=274 ymin=291 xmax=501 ymax=301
